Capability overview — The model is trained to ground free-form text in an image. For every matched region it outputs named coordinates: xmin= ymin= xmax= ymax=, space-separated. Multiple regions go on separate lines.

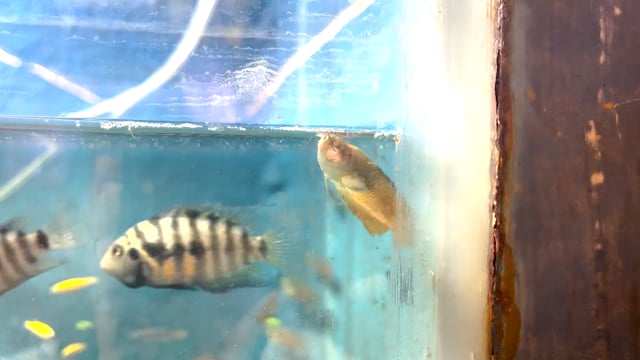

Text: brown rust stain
xmin=489 ymin=0 xmax=521 ymax=359
xmin=492 ymin=0 xmax=640 ymax=358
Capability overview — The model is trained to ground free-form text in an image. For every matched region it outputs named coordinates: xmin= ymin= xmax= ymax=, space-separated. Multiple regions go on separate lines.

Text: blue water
xmin=0 ymin=122 xmax=402 ymax=359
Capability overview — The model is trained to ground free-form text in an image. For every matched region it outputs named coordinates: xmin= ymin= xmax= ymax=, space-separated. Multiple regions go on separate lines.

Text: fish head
xmin=317 ymin=133 xmax=355 ymax=179
xmin=100 ymin=235 xmax=146 ymax=288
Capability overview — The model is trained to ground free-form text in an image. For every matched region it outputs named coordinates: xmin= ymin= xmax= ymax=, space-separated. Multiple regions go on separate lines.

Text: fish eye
xmin=128 ymin=248 xmax=140 ymax=261
xmin=112 ymin=245 xmax=124 ymax=257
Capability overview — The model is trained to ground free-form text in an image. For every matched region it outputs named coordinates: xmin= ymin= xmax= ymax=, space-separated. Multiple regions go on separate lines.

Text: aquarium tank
xmin=0 ymin=0 xmax=495 ymax=359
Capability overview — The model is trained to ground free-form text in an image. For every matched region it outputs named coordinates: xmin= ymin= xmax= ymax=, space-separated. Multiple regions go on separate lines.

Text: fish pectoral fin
xmin=31 ymin=256 xmax=67 ymax=276
xmin=165 ymin=285 xmax=197 ymax=291
xmin=339 ymin=175 xmax=368 ymax=192
xmin=200 ymin=264 xmax=278 ymax=293
xmin=244 ymin=263 xmax=280 ymax=288
xmin=335 ymin=186 xmax=390 ymax=235
xmin=323 ymin=178 xmax=345 ymax=209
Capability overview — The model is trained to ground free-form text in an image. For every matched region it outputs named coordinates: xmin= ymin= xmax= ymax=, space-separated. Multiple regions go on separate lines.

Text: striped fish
xmin=0 ymin=221 xmax=69 ymax=296
xmin=99 ymin=208 xmax=287 ymax=293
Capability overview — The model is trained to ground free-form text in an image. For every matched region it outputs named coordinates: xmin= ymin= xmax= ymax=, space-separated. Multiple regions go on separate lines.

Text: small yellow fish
xmin=61 ymin=342 xmax=87 ymax=358
xmin=317 ymin=134 xmax=413 ymax=246
xmin=74 ymin=320 xmax=94 ymax=331
xmin=263 ymin=317 xmax=304 ymax=351
xmin=23 ymin=320 xmax=55 ymax=340
xmin=50 ymin=276 xmax=98 ymax=294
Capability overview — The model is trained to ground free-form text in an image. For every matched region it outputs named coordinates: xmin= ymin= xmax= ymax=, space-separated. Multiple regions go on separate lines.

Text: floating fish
xmin=61 ymin=343 xmax=86 ymax=358
xmin=128 ymin=327 xmax=188 ymax=342
xmin=0 ymin=220 xmax=75 ymax=296
xmin=280 ymin=276 xmax=318 ymax=304
xmin=305 ymin=253 xmax=341 ymax=295
xmin=263 ymin=316 xmax=305 ymax=352
xmin=100 ymin=207 xmax=289 ymax=293
xmin=193 ymin=355 xmax=218 ymax=360
xmin=74 ymin=320 xmax=94 ymax=331
xmin=50 ymin=276 xmax=98 ymax=294
xmin=316 ymin=134 xmax=413 ymax=247
xmin=255 ymin=291 xmax=281 ymax=323
xmin=23 ymin=320 xmax=55 ymax=340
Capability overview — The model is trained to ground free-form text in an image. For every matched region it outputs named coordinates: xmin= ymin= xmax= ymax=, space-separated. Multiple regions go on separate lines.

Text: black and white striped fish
xmin=0 ymin=220 xmax=73 ymax=296
xmin=99 ymin=208 xmax=288 ymax=293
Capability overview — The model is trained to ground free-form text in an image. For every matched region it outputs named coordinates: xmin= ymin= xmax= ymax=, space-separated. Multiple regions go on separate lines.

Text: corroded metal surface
xmin=494 ymin=0 xmax=640 ymax=359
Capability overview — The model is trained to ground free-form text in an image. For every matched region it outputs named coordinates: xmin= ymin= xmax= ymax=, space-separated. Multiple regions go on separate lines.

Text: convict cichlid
xmin=99 ymin=207 xmax=288 ymax=293
xmin=0 ymin=220 xmax=75 ymax=296
xmin=317 ymin=133 xmax=413 ymax=247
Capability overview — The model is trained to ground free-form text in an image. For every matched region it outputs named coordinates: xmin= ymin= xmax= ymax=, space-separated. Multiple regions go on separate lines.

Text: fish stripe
xmin=16 ymin=231 xmax=36 ymax=264
xmin=231 ymin=226 xmax=245 ymax=268
xmin=215 ymin=220 xmax=229 ymax=275
xmin=226 ymin=220 xmax=242 ymax=273
xmin=0 ymin=232 xmax=13 ymax=288
xmin=184 ymin=209 xmax=200 ymax=219
xmin=171 ymin=216 xmax=184 ymax=284
xmin=142 ymin=242 xmax=167 ymax=260
xmin=1 ymin=232 xmax=24 ymax=276
xmin=206 ymin=213 xmax=220 ymax=223
xmin=241 ymin=230 xmax=250 ymax=264
xmin=258 ymin=238 xmax=268 ymax=259
xmin=188 ymin=216 xmax=204 ymax=283
xmin=134 ymin=224 xmax=148 ymax=244
xmin=224 ymin=220 xmax=235 ymax=254
xmin=35 ymin=230 xmax=49 ymax=250
xmin=209 ymin=218 xmax=220 ymax=279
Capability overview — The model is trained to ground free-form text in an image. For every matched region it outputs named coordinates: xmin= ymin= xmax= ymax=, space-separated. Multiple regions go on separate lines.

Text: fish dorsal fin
xmin=0 ymin=217 xmax=27 ymax=232
xmin=152 ymin=204 xmax=249 ymax=227
xmin=334 ymin=185 xmax=390 ymax=235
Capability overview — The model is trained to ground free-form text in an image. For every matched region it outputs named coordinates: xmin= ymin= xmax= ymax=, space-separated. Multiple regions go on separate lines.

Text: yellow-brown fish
xmin=264 ymin=316 xmax=305 ymax=351
xmin=50 ymin=276 xmax=98 ymax=294
xmin=280 ymin=276 xmax=318 ymax=304
xmin=61 ymin=342 xmax=87 ymax=358
xmin=317 ymin=134 xmax=413 ymax=246
xmin=0 ymin=221 xmax=74 ymax=296
xmin=99 ymin=208 xmax=288 ymax=292
xmin=305 ymin=253 xmax=341 ymax=294
xmin=24 ymin=320 xmax=55 ymax=340
xmin=128 ymin=327 xmax=188 ymax=342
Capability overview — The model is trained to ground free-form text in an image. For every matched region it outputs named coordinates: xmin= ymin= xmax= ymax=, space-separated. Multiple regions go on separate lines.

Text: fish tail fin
xmin=263 ymin=231 xmax=288 ymax=268
xmin=43 ymin=219 xmax=80 ymax=250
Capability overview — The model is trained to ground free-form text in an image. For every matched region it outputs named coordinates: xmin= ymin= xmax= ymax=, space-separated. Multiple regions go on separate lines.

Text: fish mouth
xmin=98 ymin=253 xmax=111 ymax=272
xmin=317 ymin=133 xmax=331 ymax=145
